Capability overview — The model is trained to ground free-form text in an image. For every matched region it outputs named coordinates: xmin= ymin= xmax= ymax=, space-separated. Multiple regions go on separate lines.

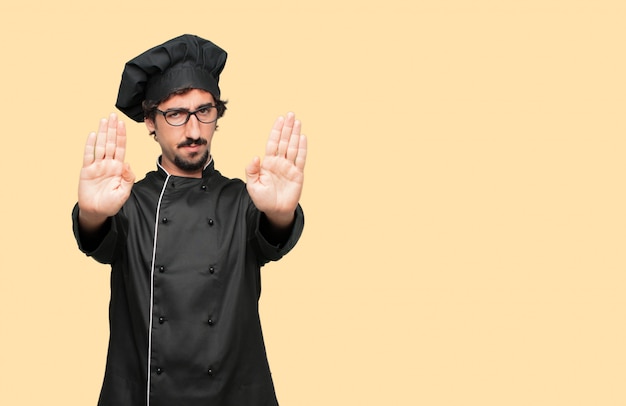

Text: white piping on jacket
xmin=144 ymin=156 xmax=212 ymax=405
xmin=146 ymin=166 xmax=171 ymax=406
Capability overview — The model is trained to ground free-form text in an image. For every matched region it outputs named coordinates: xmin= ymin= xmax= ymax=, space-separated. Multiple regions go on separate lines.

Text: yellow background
xmin=1 ymin=1 xmax=625 ymax=404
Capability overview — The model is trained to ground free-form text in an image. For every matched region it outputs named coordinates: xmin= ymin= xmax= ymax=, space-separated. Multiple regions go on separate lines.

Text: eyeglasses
xmin=155 ymin=105 xmax=218 ymax=126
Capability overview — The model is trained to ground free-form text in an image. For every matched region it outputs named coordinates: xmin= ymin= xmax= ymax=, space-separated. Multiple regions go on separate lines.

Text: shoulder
xmin=209 ymin=169 xmax=247 ymax=192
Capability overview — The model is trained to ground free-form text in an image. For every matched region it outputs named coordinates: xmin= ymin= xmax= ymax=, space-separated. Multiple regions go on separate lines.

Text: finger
xmin=94 ymin=117 xmax=108 ymax=161
xmin=115 ymin=120 xmax=127 ymax=163
xmin=277 ymin=112 xmax=295 ymax=157
xmin=265 ymin=116 xmax=284 ymax=156
xmin=83 ymin=131 xmax=97 ymax=167
xmin=286 ymin=119 xmax=302 ymax=162
xmin=105 ymin=113 xmax=118 ymax=159
xmin=295 ymin=135 xmax=307 ymax=171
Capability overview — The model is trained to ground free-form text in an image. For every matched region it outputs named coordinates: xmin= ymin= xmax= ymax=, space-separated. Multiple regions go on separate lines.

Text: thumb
xmin=121 ymin=163 xmax=136 ymax=187
xmin=245 ymin=157 xmax=261 ymax=184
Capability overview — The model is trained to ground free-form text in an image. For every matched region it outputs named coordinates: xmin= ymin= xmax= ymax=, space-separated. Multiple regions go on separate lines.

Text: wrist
xmin=263 ymin=211 xmax=295 ymax=230
xmin=78 ymin=209 xmax=109 ymax=234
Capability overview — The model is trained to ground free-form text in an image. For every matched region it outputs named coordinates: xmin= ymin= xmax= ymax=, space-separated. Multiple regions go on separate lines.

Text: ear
xmin=145 ymin=117 xmax=156 ymax=134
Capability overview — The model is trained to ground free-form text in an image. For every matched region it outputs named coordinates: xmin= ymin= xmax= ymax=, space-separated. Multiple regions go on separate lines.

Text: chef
xmin=72 ymin=34 xmax=306 ymax=406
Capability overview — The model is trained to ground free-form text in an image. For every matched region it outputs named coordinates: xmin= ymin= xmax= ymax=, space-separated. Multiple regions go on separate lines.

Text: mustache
xmin=177 ymin=138 xmax=208 ymax=148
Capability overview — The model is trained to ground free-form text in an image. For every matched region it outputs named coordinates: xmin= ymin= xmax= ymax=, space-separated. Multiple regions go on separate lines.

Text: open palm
xmin=246 ymin=112 xmax=307 ymax=225
xmin=78 ymin=114 xmax=135 ymax=220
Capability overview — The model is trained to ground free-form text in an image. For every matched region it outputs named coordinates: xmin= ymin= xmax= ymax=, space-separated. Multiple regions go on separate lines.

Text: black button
xmin=162 ymin=217 xmax=168 ymax=224
xmin=201 ymin=185 xmax=207 ymax=191
xmin=208 ymin=318 xmax=214 ymax=326
xmin=159 ymin=266 xmax=165 ymax=273
xmin=156 ymin=367 xmax=163 ymax=375
xmin=207 ymin=218 xmax=214 ymax=226
xmin=209 ymin=266 xmax=215 ymax=274
xmin=207 ymin=368 xmax=214 ymax=376
xmin=159 ymin=316 xmax=165 ymax=324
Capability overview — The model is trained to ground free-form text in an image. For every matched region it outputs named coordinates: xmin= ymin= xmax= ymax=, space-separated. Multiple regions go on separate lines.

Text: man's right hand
xmin=78 ymin=113 xmax=135 ymax=233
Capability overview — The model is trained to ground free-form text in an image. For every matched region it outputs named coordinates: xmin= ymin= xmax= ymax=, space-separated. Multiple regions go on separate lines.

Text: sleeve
xmin=71 ymin=203 xmax=129 ymax=265
xmin=251 ymin=204 xmax=305 ymax=266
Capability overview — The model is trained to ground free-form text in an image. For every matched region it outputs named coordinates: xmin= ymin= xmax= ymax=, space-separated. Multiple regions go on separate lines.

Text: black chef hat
xmin=115 ymin=34 xmax=228 ymax=122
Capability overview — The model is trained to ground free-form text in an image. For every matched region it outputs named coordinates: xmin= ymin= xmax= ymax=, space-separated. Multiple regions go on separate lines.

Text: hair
xmin=142 ymin=87 xmax=228 ymax=124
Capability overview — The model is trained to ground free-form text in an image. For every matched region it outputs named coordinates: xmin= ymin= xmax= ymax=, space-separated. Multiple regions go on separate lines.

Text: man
xmin=72 ymin=34 xmax=306 ymax=406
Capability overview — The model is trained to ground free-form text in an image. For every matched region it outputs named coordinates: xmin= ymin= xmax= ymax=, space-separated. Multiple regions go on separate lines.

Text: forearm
xmin=78 ymin=208 xmax=110 ymax=236
xmin=263 ymin=210 xmax=295 ymax=230
xmin=72 ymin=204 xmax=116 ymax=257
xmin=259 ymin=210 xmax=296 ymax=246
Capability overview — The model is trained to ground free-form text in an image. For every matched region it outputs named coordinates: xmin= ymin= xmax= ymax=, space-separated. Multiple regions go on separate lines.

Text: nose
xmin=185 ymin=113 xmax=202 ymax=139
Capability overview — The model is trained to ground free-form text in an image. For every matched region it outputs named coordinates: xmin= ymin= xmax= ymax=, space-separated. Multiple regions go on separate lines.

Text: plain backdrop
xmin=1 ymin=1 xmax=625 ymax=405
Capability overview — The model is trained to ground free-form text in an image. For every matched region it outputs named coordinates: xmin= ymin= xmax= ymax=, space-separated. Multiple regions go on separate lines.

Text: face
xmin=145 ymin=89 xmax=217 ymax=178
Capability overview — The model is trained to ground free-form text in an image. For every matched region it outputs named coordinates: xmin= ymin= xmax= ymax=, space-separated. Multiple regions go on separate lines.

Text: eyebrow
xmin=165 ymin=102 xmax=215 ymax=112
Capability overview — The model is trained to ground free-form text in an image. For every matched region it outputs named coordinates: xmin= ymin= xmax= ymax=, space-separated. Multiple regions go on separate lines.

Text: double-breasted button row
xmin=163 ymin=214 xmax=220 ymax=224
xmin=154 ymin=316 xmax=215 ymax=325
xmin=157 ymin=265 xmax=217 ymax=274
xmin=153 ymin=366 xmax=216 ymax=377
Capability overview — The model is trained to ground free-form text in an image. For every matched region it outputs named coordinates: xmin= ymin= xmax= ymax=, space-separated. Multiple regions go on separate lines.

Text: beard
xmin=174 ymin=149 xmax=210 ymax=172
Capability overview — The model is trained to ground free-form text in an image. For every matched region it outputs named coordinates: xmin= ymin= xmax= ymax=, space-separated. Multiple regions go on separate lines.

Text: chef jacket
xmin=72 ymin=158 xmax=304 ymax=406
